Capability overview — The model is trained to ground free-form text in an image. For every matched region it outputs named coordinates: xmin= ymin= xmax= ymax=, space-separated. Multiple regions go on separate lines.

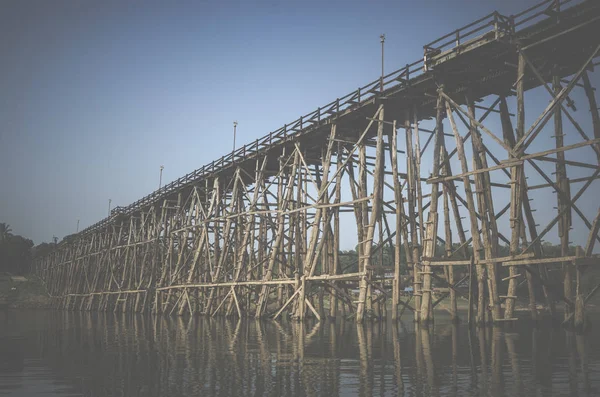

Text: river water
xmin=0 ymin=310 xmax=599 ymax=396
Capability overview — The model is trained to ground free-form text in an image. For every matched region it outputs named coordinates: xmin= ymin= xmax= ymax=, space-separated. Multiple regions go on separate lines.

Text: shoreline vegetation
xmin=0 ymin=274 xmax=52 ymax=310
xmin=0 ymin=221 xmax=54 ymax=310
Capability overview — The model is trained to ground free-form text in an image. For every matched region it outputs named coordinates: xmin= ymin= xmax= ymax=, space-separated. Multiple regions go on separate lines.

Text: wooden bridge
xmin=36 ymin=0 xmax=600 ymax=327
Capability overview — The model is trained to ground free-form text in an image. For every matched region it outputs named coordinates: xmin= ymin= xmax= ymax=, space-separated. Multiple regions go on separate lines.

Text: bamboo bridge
xmin=35 ymin=0 xmax=600 ymax=327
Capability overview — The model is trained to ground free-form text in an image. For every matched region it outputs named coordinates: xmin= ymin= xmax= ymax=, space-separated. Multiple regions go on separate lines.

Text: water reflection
xmin=1 ymin=311 xmax=599 ymax=397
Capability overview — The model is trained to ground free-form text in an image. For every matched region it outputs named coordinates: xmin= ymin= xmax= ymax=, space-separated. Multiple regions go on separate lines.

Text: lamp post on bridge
xmin=233 ymin=121 xmax=238 ymax=151
xmin=380 ymin=33 xmax=385 ymax=93
xmin=76 ymin=219 xmax=80 ymax=233
xmin=108 ymin=199 xmax=112 ymax=216
xmin=159 ymin=165 xmax=164 ymax=189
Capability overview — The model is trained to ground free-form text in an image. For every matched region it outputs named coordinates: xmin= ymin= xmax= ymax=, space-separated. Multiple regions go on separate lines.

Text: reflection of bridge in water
xmin=14 ymin=313 xmax=595 ymax=396
xmin=36 ymin=0 xmax=600 ymax=325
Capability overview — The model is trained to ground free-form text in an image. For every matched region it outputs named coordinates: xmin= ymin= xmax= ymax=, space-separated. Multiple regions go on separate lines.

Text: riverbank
xmin=0 ymin=274 xmax=52 ymax=310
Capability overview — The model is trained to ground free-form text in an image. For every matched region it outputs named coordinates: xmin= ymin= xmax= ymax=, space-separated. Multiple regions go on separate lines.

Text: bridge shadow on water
xmin=1 ymin=311 xmax=599 ymax=396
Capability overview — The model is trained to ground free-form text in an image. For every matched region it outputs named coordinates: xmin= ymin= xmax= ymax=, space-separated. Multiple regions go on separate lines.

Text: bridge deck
xmin=77 ymin=0 xmax=600 ymax=239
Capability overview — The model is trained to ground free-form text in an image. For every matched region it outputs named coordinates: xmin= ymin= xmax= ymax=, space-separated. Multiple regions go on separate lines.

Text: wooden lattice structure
xmin=35 ymin=0 xmax=600 ymax=327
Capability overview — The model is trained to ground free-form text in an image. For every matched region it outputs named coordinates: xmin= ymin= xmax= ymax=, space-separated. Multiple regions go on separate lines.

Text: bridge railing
xmin=423 ymin=0 xmax=580 ymax=70
xmin=74 ymin=0 xmax=586 ymax=240
xmin=423 ymin=11 xmax=509 ymax=63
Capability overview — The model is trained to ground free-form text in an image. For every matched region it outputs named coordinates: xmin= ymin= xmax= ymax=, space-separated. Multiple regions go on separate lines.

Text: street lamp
xmin=76 ymin=219 xmax=80 ymax=233
xmin=380 ymin=34 xmax=386 ymax=93
xmin=108 ymin=199 xmax=112 ymax=216
xmin=159 ymin=165 xmax=164 ymax=189
xmin=233 ymin=121 xmax=238 ymax=151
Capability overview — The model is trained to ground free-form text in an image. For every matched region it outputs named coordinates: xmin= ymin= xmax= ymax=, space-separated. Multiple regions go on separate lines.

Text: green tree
xmin=0 ymin=234 xmax=34 ymax=275
xmin=339 ymin=249 xmax=359 ymax=273
xmin=0 ymin=223 xmax=13 ymax=242
xmin=32 ymin=242 xmax=57 ymax=260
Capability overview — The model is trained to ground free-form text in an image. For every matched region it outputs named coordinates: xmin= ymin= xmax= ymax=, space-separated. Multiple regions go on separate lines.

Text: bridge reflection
xmin=12 ymin=313 xmax=595 ymax=397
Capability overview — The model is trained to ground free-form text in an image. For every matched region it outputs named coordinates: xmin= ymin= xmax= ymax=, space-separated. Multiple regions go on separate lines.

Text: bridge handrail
xmin=424 ymin=0 xmax=578 ymax=58
xmin=424 ymin=11 xmax=500 ymax=52
xmin=73 ymin=0 xmax=587 ymax=240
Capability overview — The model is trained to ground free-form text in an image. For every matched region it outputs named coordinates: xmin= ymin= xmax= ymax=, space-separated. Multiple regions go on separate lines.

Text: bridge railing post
xmin=494 ymin=12 xmax=499 ymax=40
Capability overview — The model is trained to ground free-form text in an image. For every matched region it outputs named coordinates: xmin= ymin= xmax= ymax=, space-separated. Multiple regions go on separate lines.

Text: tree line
xmin=0 ymin=223 xmax=55 ymax=275
xmin=0 ymin=221 xmax=579 ymax=278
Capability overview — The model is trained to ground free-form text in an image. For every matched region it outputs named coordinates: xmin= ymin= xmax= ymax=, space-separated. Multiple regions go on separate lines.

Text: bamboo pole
xmin=467 ymin=95 xmax=501 ymax=322
xmin=357 ymin=106 xmax=385 ymax=323
xmin=420 ymin=90 xmax=446 ymax=324
xmin=552 ymin=72 xmax=573 ymax=322
xmin=442 ymin=171 xmax=457 ymax=322
xmin=405 ymin=111 xmax=421 ymax=322
xmin=390 ymin=119 xmax=402 ymax=321
xmin=446 ymin=98 xmax=487 ymax=325
xmin=504 ymin=51 xmax=526 ymax=321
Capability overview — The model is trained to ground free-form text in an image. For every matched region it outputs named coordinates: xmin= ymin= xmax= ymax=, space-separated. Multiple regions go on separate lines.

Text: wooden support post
xmin=329 ymin=143 xmax=342 ymax=319
xmin=298 ymin=275 xmax=306 ymax=321
xmin=390 ymin=119 xmax=401 ymax=321
xmin=467 ymin=94 xmax=501 ymax=322
xmin=357 ymin=105 xmax=385 ymax=323
xmin=446 ymin=98 xmax=486 ymax=325
xmin=574 ymin=246 xmax=585 ymax=331
xmin=442 ymin=173 xmax=457 ymax=322
xmin=504 ymin=52 xmax=528 ymax=321
xmin=554 ymin=71 xmax=573 ymax=322
xmin=468 ymin=256 xmax=474 ymax=326
xmin=420 ymin=90 xmax=445 ymax=324
xmin=404 ymin=111 xmax=421 ymax=323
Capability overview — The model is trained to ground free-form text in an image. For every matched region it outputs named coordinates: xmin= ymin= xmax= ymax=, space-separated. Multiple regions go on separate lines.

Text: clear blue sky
xmin=0 ymin=0 xmax=592 ymax=245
